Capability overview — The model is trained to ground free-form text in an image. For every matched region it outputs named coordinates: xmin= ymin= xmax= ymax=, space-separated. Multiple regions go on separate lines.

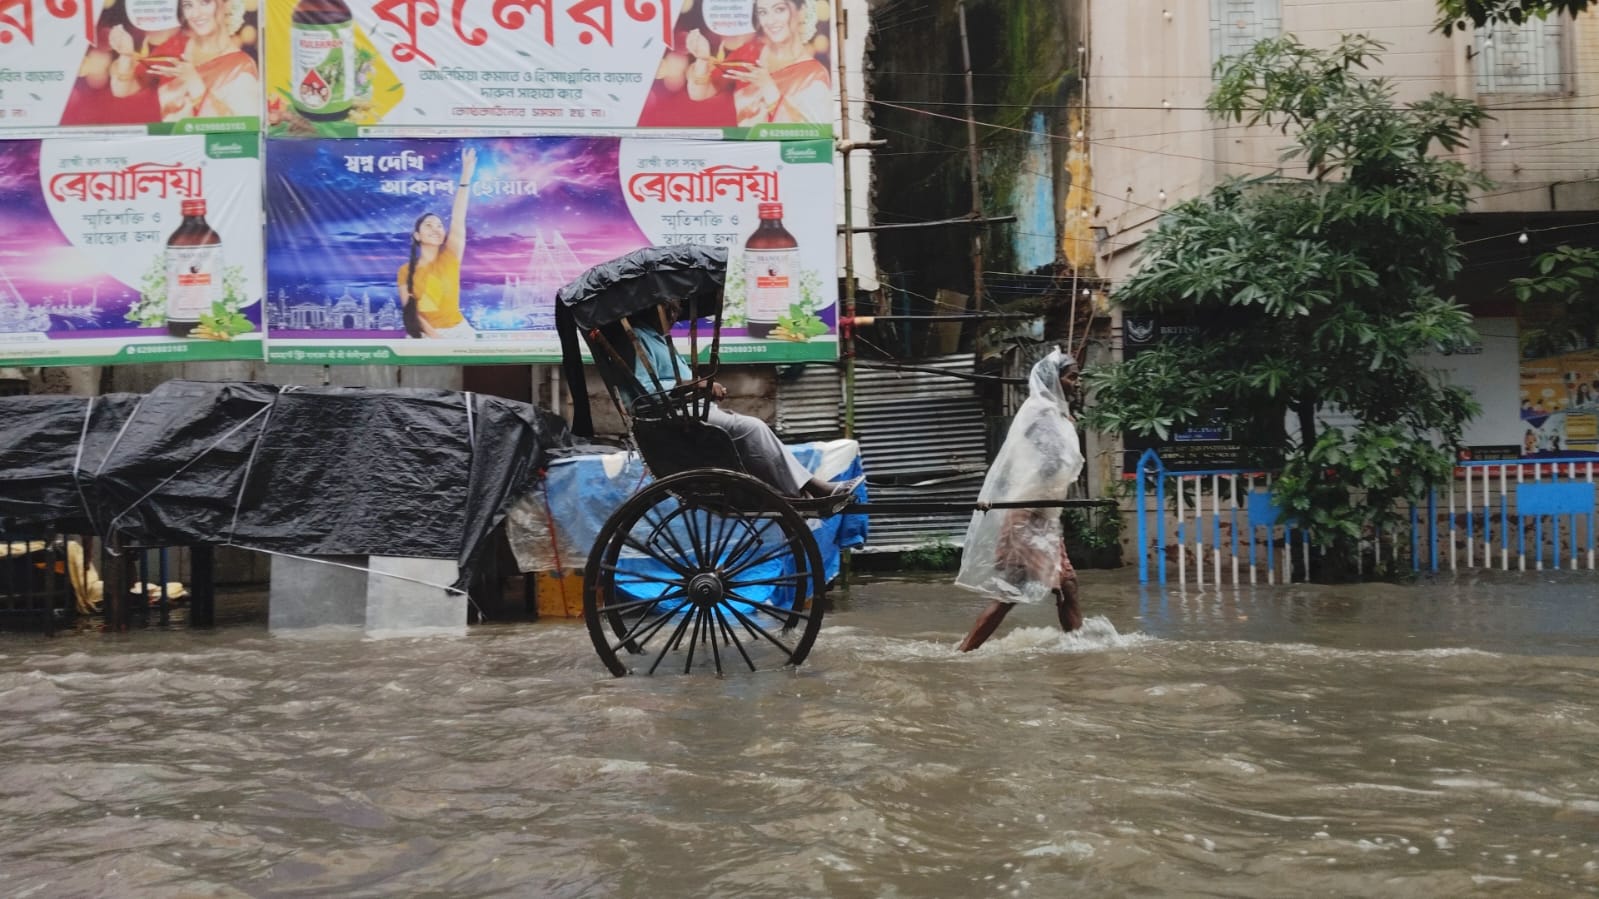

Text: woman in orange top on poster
xmin=105 ymin=0 xmax=260 ymax=121
xmin=683 ymin=0 xmax=832 ymax=126
xmin=397 ymin=148 xmax=479 ymax=340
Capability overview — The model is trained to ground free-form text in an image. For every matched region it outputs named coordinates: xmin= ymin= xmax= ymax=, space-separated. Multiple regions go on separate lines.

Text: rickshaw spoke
xmin=647 ymin=608 xmax=698 ymax=674
xmin=638 ymin=509 xmax=697 ymax=571
xmin=600 ymin=594 xmax=682 ymax=618
xmin=725 ymin=590 xmax=814 ymax=625
xmin=725 ymin=572 xmax=811 ymax=590
xmin=647 ymin=505 xmax=696 ymax=569
xmin=682 ymin=505 xmax=712 ymax=570
xmin=716 ymin=517 xmax=778 ymax=571
xmin=705 ymin=606 xmax=726 ymax=675
xmin=620 ymin=535 xmax=694 ymax=577
xmin=721 ymin=541 xmax=800 ymax=580
xmin=599 ymin=565 xmax=688 ymax=589
xmin=610 ymin=599 xmax=690 ymax=655
xmin=712 ymin=606 xmax=758 ymax=672
xmin=683 ymin=606 xmax=705 ymax=674
xmin=723 ymin=602 xmax=798 ymax=659
xmin=713 ymin=514 xmax=766 ymax=569
xmin=707 ymin=506 xmax=737 ymax=563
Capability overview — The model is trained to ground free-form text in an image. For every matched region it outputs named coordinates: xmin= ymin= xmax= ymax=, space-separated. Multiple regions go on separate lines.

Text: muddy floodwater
xmin=4 ymin=571 xmax=1599 ymax=897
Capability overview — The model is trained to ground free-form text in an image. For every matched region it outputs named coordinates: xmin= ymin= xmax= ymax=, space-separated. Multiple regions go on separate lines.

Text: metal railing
xmin=0 ymin=533 xmax=217 ymax=632
xmin=1133 ymin=449 xmax=1599 ymax=585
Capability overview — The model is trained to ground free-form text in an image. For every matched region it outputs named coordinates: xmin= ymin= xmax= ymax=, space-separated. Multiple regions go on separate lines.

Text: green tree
xmin=1510 ymin=246 xmax=1599 ymax=358
xmin=1436 ymin=0 xmax=1593 ymax=34
xmin=1082 ymin=36 xmax=1487 ymax=579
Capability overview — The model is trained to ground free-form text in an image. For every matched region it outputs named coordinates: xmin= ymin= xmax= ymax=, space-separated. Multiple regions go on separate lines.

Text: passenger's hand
xmin=712 ymin=382 xmax=727 ymax=400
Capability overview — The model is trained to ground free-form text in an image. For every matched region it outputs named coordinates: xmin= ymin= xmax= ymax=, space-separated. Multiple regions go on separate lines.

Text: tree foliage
xmin=1082 ymin=37 xmax=1488 ymax=577
xmin=1436 ymin=0 xmax=1594 ymax=34
xmin=1510 ymin=245 xmax=1599 ymax=359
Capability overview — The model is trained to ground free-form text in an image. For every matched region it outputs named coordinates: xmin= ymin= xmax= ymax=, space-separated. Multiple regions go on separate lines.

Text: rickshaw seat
xmin=632 ymin=414 xmax=749 ymax=481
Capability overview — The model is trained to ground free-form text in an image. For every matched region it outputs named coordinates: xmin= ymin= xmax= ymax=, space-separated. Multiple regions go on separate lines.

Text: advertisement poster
xmin=263 ymin=0 xmax=833 ymax=139
xmin=0 ymin=135 xmax=265 ymax=365
xmin=264 ymin=136 xmax=836 ymax=364
xmin=0 ymin=0 xmax=260 ymax=137
xmin=1517 ymin=303 xmax=1599 ymax=459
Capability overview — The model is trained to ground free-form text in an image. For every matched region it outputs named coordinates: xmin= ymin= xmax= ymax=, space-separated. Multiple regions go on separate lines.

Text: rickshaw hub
xmin=689 ymin=573 xmax=726 ymax=607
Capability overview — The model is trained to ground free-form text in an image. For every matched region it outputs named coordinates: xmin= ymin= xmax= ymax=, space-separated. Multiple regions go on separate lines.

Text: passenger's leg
xmin=705 ymin=405 xmax=814 ymax=495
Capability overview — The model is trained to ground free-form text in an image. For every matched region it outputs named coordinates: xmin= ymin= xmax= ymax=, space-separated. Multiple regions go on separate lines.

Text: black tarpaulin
xmin=0 ymin=383 xmax=574 ymax=590
xmin=228 ymin=387 xmax=564 ymax=577
xmin=0 ymin=395 xmax=92 ymax=533
xmin=0 ymin=393 xmax=140 ymax=534
xmin=87 ymin=380 xmax=280 ymax=547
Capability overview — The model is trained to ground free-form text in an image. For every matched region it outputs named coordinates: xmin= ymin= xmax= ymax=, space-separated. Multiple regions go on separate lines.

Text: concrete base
xmin=268 ymin=554 xmax=366 ymax=632
xmin=366 ymin=556 xmax=467 ymax=636
xmin=267 ymin=553 xmax=465 ymax=637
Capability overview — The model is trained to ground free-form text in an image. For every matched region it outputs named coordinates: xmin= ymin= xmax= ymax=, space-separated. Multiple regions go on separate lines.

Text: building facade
xmin=1085 ymin=0 xmax=1599 ymax=459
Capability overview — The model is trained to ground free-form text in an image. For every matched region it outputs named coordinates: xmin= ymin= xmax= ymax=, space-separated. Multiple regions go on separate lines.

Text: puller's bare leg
xmin=958 ymin=600 xmax=1015 ymax=652
xmin=1055 ymin=575 xmax=1083 ymax=633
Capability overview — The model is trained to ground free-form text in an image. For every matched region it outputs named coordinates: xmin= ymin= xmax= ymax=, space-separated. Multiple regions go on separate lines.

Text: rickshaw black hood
xmin=555 ymin=244 xmax=727 ymax=331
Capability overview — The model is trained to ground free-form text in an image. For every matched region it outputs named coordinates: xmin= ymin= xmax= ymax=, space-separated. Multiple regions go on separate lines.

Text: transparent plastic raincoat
xmin=955 ymin=349 xmax=1085 ymax=604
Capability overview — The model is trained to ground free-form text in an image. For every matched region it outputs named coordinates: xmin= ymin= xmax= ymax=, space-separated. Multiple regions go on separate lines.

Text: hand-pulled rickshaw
xmin=553 ymin=245 xmax=1105 ymax=677
xmin=554 ymin=244 xmax=852 ymax=678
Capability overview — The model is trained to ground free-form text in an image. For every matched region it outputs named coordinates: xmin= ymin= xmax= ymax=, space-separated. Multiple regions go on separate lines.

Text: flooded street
xmin=4 ymin=572 xmax=1599 ymax=897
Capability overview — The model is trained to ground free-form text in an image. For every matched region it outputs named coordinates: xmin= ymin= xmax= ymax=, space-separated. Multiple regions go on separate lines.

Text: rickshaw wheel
xmin=582 ymin=469 xmax=827 ymax=677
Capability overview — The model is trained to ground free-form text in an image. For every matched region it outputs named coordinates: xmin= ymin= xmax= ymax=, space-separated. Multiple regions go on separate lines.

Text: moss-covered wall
xmin=867 ymin=0 xmax=1080 ymax=316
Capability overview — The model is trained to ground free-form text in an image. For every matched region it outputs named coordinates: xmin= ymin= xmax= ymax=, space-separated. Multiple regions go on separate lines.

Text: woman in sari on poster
xmin=678 ymin=0 xmax=832 ymax=126
xmin=99 ymin=0 xmax=260 ymax=121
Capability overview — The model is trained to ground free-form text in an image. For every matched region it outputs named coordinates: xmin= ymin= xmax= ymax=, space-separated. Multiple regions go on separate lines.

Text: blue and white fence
xmin=1133 ymin=449 xmax=1599 ymax=585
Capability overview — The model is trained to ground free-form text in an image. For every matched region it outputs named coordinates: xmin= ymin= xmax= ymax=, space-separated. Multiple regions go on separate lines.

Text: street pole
xmin=957 ymin=1 xmax=984 ymax=335
xmin=837 ymin=3 xmax=856 ymax=440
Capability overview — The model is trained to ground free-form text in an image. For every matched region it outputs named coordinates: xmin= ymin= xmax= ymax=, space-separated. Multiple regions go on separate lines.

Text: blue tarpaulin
xmin=506 ymin=440 xmax=869 ymax=587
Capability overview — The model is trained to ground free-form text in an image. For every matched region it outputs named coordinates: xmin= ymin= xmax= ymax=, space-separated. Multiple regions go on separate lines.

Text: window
xmin=1211 ymin=0 xmax=1282 ymax=67
xmin=1475 ymin=17 xmax=1564 ymax=93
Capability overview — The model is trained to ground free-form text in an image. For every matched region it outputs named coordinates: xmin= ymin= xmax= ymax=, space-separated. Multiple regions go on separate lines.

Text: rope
xmin=537 ymin=479 xmax=570 ymax=614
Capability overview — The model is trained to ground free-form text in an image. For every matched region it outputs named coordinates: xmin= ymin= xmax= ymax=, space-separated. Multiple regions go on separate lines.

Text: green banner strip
xmin=271 ymin=123 xmax=833 ymax=141
xmin=0 ymin=339 xmax=264 ymax=368
xmin=149 ymin=117 xmax=261 ymax=136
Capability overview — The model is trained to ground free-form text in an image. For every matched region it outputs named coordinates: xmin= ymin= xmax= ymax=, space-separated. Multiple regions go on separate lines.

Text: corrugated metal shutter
xmin=853 ymin=356 xmax=988 ymax=479
xmin=774 ymin=363 xmax=843 ymax=440
xmin=853 ymin=355 xmax=989 ymax=551
xmin=774 ymin=355 xmax=991 ymax=551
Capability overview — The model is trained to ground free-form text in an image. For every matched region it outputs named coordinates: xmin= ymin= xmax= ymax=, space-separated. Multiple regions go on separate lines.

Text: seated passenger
xmin=623 ymin=302 xmax=856 ymax=500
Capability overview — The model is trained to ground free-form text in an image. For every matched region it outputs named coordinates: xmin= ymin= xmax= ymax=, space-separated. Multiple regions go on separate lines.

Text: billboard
xmin=1514 ymin=307 xmax=1599 ymax=459
xmin=263 ymin=0 xmax=834 ymax=139
xmin=0 ymin=0 xmax=261 ymax=136
xmin=264 ymin=135 xmax=836 ymax=364
xmin=0 ymin=134 xmax=265 ymax=365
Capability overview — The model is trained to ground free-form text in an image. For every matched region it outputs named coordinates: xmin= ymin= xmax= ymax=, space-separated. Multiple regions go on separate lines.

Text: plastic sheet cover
xmin=955 ymin=349 xmax=1084 ymax=605
xmin=506 ymin=440 xmax=868 ymax=582
xmin=0 ymin=382 xmax=574 ymax=587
